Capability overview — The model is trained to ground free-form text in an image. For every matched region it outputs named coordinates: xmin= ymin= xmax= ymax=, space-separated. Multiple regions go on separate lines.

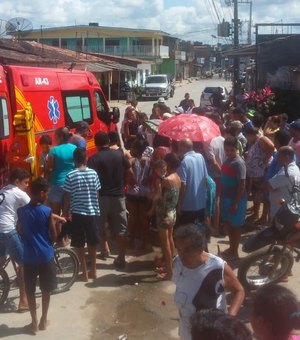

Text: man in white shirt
xmin=0 ymin=168 xmax=31 ymax=311
xmin=268 ymin=146 xmax=300 ymax=219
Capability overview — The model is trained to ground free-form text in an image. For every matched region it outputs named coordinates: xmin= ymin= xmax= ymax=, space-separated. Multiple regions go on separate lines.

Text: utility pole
xmin=233 ymin=0 xmax=240 ymax=95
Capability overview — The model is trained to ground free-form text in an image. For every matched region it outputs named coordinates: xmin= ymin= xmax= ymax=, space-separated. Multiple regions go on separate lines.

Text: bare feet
xmin=23 ymin=323 xmax=38 ymax=334
xmin=39 ymin=317 xmax=49 ymax=331
xmin=78 ymin=273 xmax=88 ymax=282
xmin=88 ymin=271 xmax=97 ymax=280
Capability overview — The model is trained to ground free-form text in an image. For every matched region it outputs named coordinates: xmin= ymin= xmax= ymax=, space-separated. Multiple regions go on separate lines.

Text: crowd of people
xmin=1 ymin=91 xmax=300 ymax=339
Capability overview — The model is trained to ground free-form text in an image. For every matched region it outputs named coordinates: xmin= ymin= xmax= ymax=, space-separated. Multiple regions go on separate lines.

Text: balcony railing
xmin=80 ymin=44 xmax=158 ymax=57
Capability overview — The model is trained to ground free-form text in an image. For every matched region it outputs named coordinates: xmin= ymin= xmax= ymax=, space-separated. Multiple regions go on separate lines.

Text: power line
xmin=210 ymin=0 xmax=222 ymax=24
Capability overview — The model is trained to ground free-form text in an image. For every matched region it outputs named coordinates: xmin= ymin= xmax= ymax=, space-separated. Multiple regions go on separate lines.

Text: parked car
xmin=141 ymin=74 xmax=175 ymax=100
xmin=200 ymin=86 xmax=229 ymax=108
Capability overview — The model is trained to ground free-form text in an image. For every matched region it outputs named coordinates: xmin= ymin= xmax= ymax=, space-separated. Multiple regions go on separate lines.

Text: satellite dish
xmin=5 ymin=17 xmax=33 ymax=40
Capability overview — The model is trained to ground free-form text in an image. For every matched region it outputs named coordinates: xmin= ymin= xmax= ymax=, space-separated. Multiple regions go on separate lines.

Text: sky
xmin=1 ymin=0 xmax=300 ymax=44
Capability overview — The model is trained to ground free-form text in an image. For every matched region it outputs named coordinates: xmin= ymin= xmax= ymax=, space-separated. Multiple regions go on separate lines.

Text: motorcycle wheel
xmin=238 ymin=246 xmax=294 ymax=291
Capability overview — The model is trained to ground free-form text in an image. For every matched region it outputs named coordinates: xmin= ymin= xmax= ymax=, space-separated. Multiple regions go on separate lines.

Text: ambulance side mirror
xmin=111 ymin=107 xmax=120 ymax=124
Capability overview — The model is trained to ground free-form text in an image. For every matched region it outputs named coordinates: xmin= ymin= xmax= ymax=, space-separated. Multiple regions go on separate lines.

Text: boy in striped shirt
xmin=63 ymin=148 xmax=101 ymax=281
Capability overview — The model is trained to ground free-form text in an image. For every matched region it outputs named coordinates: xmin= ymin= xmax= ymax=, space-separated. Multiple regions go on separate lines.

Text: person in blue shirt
xmin=177 ymin=139 xmax=208 ymax=225
xmin=18 ymin=178 xmax=57 ymax=334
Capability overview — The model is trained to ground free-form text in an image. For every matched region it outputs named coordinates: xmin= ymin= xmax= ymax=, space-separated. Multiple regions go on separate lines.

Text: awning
xmin=222 ymin=45 xmax=256 ymax=58
xmin=86 ymin=62 xmax=113 ymax=73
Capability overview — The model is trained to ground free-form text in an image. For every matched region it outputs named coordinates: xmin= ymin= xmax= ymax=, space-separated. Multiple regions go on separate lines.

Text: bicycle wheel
xmin=0 ymin=269 xmax=10 ymax=306
xmin=52 ymin=248 xmax=79 ymax=294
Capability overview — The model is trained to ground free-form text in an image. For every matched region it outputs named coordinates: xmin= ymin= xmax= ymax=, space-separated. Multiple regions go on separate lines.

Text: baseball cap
xmin=158 ymin=97 xmax=165 ymax=103
xmin=290 ymin=119 xmax=300 ymax=131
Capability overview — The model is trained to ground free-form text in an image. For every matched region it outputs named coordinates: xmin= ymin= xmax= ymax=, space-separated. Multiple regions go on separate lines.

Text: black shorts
xmin=24 ymin=259 xmax=57 ymax=295
xmin=177 ymin=209 xmax=206 ymax=226
xmin=71 ymin=214 xmax=100 ymax=248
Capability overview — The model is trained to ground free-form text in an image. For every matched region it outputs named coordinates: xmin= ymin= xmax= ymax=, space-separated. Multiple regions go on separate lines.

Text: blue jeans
xmin=0 ymin=229 xmax=24 ymax=264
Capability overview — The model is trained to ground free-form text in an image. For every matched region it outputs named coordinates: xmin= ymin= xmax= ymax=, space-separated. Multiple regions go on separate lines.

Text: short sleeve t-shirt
xmin=220 ymin=155 xmax=246 ymax=199
xmin=269 ymin=162 xmax=300 ymax=218
xmin=64 ymin=167 xmax=101 ymax=215
xmin=177 ymin=151 xmax=208 ymax=211
xmin=87 ymin=147 xmax=130 ymax=197
xmin=17 ymin=204 xmax=54 ymax=264
xmin=49 ymin=143 xmax=77 ymax=185
xmin=0 ymin=185 xmax=30 ymax=233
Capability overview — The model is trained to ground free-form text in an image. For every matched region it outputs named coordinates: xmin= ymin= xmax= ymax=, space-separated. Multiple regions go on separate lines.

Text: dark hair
xmin=245 ymin=126 xmax=259 ymax=136
xmin=274 ymin=129 xmax=291 ymax=147
xmin=224 ymin=136 xmax=239 ymax=149
xmin=130 ymin=138 xmax=148 ymax=157
xmin=153 ymin=134 xmax=171 ymax=148
xmin=94 ymin=132 xmax=109 ymax=148
xmin=75 ymin=121 xmax=89 ymax=133
xmin=252 ymin=284 xmax=300 ymax=339
xmin=10 ymin=168 xmax=30 ymax=183
xmin=108 ymin=131 xmax=121 ymax=147
xmin=191 ymin=309 xmax=252 ymax=340
xmin=39 ymin=134 xmax=52 ymax=146
xmin=252 ymin=113 xmax=264 ymax=129
xmin=55 ymin=127 xmax=71 ymax=143
xmin=232 ymin=107 xmax=245 ymax=117
xmin=73 ymin=147 xmax=86 ymax=164
xmin=137 ymin=112 xmax=148 ymax=121
xmin=174 ymin=224 xmax=205 ymax=253
xmin=165 ymin=152 xmax=181 ymax=171
xmin=31 ymin=177 xmax=49 ymax=195
xmin=225 ymin=126 xmax=237 ymax=137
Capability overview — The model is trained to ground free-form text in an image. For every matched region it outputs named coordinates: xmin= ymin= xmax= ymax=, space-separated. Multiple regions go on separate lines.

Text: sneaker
xmin=113 ymin=257 xmax=126 ymax=270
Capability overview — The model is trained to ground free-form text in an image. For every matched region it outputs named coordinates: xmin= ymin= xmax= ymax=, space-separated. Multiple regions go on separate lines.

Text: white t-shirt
xmin=203 ymin=136 xmax=225 ymax=178
xmin=269 ymin=162 xmax=300 ymax=218
xmin=0 ymin=184 xmax=30 ymax=233
xmin=173 ymin=253 xmax=227 ymax=340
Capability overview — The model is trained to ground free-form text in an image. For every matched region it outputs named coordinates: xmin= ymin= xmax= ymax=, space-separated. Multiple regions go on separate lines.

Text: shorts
xmin=0 ymin=229 xmax=24 ymax=264
xmin=99 ymin=196 xmax=128 ymax=236
xmin=177 ymin=209 xmax=205 ymax=226
xmin=70 ymin=214 xmax=100 ymax=248
xmin=48 ymin=185 xmax=65 ymax=203
xmin=251 ymin=177 xmax=265 ymax=203
xmin=24 ymin=258 xmax=57 ymax=295
xmin=221 ymin=197 xmax=247 ymax=227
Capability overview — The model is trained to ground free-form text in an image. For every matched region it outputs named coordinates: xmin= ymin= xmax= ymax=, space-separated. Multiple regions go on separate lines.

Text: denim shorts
xmin=48 ymin=185 xmax=65 ymax=203
xmin=0 ymin=229 xmax=24 ymax=264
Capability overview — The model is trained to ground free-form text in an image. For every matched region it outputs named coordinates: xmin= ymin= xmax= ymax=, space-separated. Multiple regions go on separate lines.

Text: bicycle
xmin=0 ymin=246 xmax=79 ymax=306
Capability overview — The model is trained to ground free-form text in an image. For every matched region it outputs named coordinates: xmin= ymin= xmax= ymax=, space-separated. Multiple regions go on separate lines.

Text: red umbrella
xmin=157 ymin=114 xmax=220 ymax=142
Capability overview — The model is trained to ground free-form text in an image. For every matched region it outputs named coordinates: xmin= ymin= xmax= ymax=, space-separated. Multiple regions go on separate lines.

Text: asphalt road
xmin=1 ymin=77 xmax=299 ymax=340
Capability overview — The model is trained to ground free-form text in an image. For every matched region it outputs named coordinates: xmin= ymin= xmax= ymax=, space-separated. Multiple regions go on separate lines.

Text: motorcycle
xmin=238 ymin=201 xmax=300 ymax=291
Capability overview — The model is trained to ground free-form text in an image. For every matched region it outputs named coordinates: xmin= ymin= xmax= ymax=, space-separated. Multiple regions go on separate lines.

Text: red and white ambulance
xmin=0 ymin=64 xmax=119 ymax=186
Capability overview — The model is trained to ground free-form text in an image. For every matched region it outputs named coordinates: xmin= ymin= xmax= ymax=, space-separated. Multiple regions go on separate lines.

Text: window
xmin=0 ymin=98 xmax=10 ymax=139
xmin=62 ymin=91 xmax=93 ymax=128
xmin=94 ymin=90 xmax=109 ymax=123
